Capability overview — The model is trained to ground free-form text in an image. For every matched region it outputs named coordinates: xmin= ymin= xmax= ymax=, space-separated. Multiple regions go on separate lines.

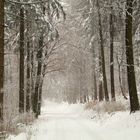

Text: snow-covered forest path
xmin=11 ymin=101 xmax=140 ymax=140
xmin=31 ymin=101 xmax=104 ymax=140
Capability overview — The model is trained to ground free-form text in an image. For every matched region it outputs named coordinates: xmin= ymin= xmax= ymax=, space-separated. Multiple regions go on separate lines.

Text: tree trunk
xmin=91 ymin=35 xmax=98 ymax=101
xmin=37 ymin=60 xmax=47 ymax=115
xmin=121 ymin=65 xmax=128 ymax=99
xmin=33 ymin=34 xmax=43 ymax=117
xmin=98 ymin=48 xmax=104 ymax=101
xmin=31 ymin=45 xmax=35 ymax=112
xmin=0 ymin=0 xmax=4 ymax=121
xmin=109 ymin=5 xmax=115 ymax=101
xmin=97 ymin=0 xmax=109 ymax=101
xmin=83 ymin=95 xmax=87 ymax=103
xmin=36 ymin=6 xmax=47 ymax=116
xmin=94 ymin=72 xmax=97 ymax=100
xmin=26 ymin=10 xmax=31 ymax=112
xmin=19 ymin=7 xmax=25 ymax=113
xmin=99 ymin=78 xmax=103 ymax=101
xmin=117 ymin=60 xmax=128 ymax=100
xmin=38 ymin=80 xmax=43 ymax=115
xmin=125 ymin=0 xmax=139 ymax=112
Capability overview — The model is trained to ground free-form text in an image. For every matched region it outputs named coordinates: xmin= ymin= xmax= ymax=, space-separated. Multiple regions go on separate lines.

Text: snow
xmin=90 ymin=111 xmax=140 ymax=140
xmin=9 ymin=133 xmax=27 ymax=140
xmin=8 ymin=100 xmax=140 ymax=140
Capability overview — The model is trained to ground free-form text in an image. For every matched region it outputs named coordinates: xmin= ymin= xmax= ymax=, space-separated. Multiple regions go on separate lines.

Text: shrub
xmin=85 ymin=100 xmax=127 ymax=113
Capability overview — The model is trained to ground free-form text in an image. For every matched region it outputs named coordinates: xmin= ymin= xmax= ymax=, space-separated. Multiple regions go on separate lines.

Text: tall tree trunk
xmin=19 ymin=7 xmax=25 ymax=113
xmin=109 ymin=5 xmax=115 ymax=101
xmin=125 ymin=0 xmax=139 ymax=112
xmin=97 ymin=0 xmax=109 ymax=101
xmin=26 ymin=10 xmax=31 ymax=112
xmin=31 ymin=45 xmax=35 ymax=112
xmin=0 ymin=0 xmax=4 ymax=121
xmin=37 ymin=5 xmax=48 ymax=116
xmin=33 ymin=34 xmax=43 ymax=117
xmin=91 ymin=36 xmax=98 ymax=100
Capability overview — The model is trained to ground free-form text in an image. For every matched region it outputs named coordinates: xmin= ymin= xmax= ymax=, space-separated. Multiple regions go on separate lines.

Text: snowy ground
xmin=8 ymin=100 xmax=140 ymax=140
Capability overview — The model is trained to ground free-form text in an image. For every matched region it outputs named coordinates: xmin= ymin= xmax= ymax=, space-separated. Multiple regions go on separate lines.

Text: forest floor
xmin=8 ymin=100 xmax=140 ymax=140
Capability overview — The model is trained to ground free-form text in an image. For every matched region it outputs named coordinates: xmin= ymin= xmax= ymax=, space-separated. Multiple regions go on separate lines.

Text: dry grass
xmin=0 ymin=112 xmax=35 ymax=138
xmin=85 ymin=100 xmax=127 ymax=113
xmin=85 ymin=101 xmax=98 ymax=110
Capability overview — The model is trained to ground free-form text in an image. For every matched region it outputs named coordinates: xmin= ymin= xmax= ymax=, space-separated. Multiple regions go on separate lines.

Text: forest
xmin=0 ymin=0 xmax=140 ymax=139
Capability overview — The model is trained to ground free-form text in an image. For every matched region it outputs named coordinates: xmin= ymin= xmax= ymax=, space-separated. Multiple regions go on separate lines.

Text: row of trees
xmin=45 ymin=0 xmax=140 ymax=112
xmin=76 ymin=0 xmax=140 ymax=112
xmin=0 ymin=0 xmax=66 ymax=122
xmin=0 ymin=0 xmax=140 ymax=124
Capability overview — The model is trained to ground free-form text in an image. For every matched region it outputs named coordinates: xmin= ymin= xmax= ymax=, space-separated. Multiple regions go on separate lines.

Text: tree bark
xmin=125 ymin=0 xmax=139 ymax=112
xmin=19 ymin=7 xmax=25 ymax=113
xmin=0 ymin=0 xmax=4 ymax=120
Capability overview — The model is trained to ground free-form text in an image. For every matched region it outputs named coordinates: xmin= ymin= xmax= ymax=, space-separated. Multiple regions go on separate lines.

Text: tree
xmin=2 ymin=0 xmax=66 ymax=119
xmin=98 ymin=50 xmax=104 ymax=101
xmin=0 ymin=0 xmax=4 ymax=120
xmin=125 ymin=0 xmax=139 ymax=112
xmin=109 ymin=2 xmax=115 ymax=101
xmin=33 ymin=33 xmax=43 ymax=117
xmin=32 ymin=0 xmax=66 ymax=116
xmin=19 ymin=6 xmax=25 ymax=113
xmin=97 ymin=0 xmax=109 ymax=101
xmin=26 ymin=9 xmax=31 ymax=112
